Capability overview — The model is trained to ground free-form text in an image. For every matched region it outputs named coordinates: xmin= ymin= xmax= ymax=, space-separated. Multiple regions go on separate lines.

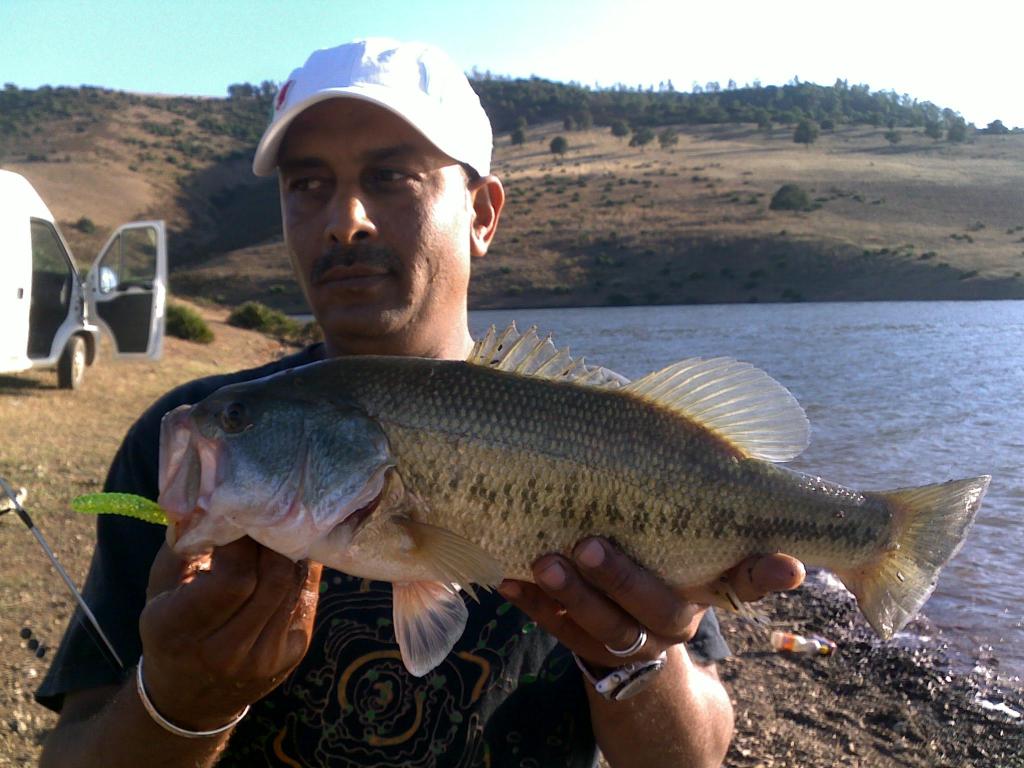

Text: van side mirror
xmin=99 ymin=266 xmax=118 ymax=294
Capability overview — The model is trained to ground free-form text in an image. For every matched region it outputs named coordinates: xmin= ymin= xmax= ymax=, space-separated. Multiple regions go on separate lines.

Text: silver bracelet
xmin=572 ymin=650 xmax=669 ymax=702
xmin=135 ymin=656 xmax=250 ymax=739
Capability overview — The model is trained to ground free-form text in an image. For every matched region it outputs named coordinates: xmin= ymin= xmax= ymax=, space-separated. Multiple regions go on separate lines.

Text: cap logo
xmin=275 ymin=80 xmax=294 ymax=112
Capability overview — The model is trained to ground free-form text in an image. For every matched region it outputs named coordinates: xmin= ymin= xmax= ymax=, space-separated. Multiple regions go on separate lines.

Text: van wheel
xmin=57 ymin=335 xmax=86 ymax=390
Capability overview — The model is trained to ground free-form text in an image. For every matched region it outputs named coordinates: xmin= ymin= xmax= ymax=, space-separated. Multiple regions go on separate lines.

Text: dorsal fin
xmin=467 ymin=322 xmax=629 ymax=389
xmin=622 ymin=358 xmax=810 ymax=462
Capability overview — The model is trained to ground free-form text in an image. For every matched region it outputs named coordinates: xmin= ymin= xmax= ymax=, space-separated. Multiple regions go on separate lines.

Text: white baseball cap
xmin=253 ymin=38 xmax=492 ymax=177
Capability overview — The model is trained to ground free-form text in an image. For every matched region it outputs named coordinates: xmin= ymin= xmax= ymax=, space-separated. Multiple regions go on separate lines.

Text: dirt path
xmin=1 ymin=305 xmax=1020 ymax=766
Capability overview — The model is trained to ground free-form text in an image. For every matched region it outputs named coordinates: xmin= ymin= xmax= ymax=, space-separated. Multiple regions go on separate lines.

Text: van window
xmin=100 ymin=227 xmax=158 ymax=289
xmin=31 ymin=219 xmax=72 ymax=275
xmin=28 ymin=219 xmax=74 ymax=358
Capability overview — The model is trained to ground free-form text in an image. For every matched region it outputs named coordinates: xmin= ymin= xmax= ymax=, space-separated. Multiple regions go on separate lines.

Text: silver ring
xmin=604 ymin=627 xmax=648 ymax=658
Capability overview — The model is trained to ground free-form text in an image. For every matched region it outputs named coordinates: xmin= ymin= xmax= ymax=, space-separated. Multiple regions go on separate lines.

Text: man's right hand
xmin=138 ymin=538 xmax=322 ymax=731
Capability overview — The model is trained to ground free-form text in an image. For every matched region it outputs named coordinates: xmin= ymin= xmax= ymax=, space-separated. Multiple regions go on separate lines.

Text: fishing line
xmin=0 ymin=476 xmax=125 ymax=673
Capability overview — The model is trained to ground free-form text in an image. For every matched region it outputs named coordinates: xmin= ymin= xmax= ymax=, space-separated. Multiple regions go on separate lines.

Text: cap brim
xmin=252 ymin=86 xmax=460 ymax=177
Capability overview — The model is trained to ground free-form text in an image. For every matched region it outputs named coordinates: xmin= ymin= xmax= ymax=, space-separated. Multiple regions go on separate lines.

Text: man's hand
xmin=497 ymin=540 xmax=804 ymax=767
xmin=497 ymin=537 xmax=804 ymax=667
xmin=138 ymin=538 xmax=322 ymax=731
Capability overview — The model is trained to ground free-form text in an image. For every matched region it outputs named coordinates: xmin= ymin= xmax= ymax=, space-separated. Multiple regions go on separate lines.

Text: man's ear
xmin=468 ymin=176 xmax=505 ymax=258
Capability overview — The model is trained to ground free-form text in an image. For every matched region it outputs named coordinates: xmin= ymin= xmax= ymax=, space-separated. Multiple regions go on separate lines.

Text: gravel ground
xmin=719 ymin=577 xmax=1024 ymax=767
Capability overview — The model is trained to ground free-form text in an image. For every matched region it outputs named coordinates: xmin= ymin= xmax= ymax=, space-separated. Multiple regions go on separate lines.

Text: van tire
xmin=57 ymin=335 xmax=86 ymax=390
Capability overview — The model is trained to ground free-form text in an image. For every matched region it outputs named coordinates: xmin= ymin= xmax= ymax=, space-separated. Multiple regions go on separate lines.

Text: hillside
xmin=2 ymin=83 xmax=1023 ymax=310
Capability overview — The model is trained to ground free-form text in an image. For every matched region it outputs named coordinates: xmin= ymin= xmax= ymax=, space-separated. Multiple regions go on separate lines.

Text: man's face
xmin=277 ymin=99 xmax=496 ymax=358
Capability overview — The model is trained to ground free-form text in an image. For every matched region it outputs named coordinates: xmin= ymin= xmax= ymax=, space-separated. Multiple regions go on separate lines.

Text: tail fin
xmin=835 ymin=476 xmax=990 ymax=639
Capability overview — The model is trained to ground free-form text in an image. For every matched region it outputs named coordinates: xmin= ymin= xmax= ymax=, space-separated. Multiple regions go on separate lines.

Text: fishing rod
xmin=0 ymin=476 xmax=125 ymax=673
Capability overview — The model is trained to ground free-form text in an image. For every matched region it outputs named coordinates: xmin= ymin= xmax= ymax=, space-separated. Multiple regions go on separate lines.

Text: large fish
xmin=158 ymin=325 xmax=988 ymax=676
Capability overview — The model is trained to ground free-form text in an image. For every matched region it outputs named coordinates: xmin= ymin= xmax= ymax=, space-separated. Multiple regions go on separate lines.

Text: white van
xmin=0 ymin=170 xmax=166 ymax=389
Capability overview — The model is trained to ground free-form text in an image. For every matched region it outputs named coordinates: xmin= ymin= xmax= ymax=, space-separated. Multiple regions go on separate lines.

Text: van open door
xmin=86 ymin=221 xmax=167 ymax=359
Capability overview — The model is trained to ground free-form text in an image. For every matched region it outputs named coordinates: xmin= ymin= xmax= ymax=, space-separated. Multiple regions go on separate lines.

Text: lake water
xmin=469 ymin=301 xmax=1024 ymax=684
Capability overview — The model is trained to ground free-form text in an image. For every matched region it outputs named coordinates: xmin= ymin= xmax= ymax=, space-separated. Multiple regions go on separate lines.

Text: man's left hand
xmin=497 ymin=538 xmax=805 ymax=667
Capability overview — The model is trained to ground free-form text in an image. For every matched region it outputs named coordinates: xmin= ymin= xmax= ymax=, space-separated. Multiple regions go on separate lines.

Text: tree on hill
xmin=985 ymin=119 xmax=1009 ymax=135
xmin=610 ymin=119 xmax=630 ymax=138
xmin=658 ymin=127 xmax=679 ymax=149
xmin=947 ymin=117 xmax=968 ymax=142
xmin=629 ymin=126 xmax=655 ymax=147
xmin=549 ymin=135 xmax=568 ymax=155
xmin=924 ymin=120 xmax=943 ymax=140
xmin=510 ymin=127 xmax=526 ymax=145
xmin=793 ymin=119 xmax=820 ymax=146
xmin=563 ymin=115 xmax=575 ymax=131
xmin=227 ymin=83 xmax=256 ymax=100
xmin=884 ymin=129 xmax=902 ymax=145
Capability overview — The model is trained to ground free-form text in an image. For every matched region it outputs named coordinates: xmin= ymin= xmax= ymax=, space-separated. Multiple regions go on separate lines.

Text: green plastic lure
xmin=71 ymin=493 xmax=169 ymax=526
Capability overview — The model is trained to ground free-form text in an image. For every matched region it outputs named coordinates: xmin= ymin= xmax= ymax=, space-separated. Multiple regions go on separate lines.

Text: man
xmin=37 ymin=39 xmax=804 ymax=767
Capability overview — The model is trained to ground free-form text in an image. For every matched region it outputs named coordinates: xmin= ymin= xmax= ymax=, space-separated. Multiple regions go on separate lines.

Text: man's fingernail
xmin=537 ymin=562 xmax=566 ymax=589
xmin=575 ymin=539 xmax=605 ymax=568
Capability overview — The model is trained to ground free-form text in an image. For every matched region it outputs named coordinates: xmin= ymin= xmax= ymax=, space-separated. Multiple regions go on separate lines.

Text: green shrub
xmin=793 ymin=119 xmax=820 ymax=146
xmin=658 ymin=128 xmax=679 ymax=149
xmin=228 ymin=301 xmax=302 ymax=339
xmin=629 ymin=127 xmax=655 ymax=147
xmin=74 ymin=216 xmax=96 ymax=234
xmin=769 ymin=184 xmax=812 ymax=211
xmin=166 ymin=302 xmax=214 ymax=344
xmin=298 ymin=320 xmax=323 ymax=344
xmin=947 ymin=119 xmax=968 ymax=143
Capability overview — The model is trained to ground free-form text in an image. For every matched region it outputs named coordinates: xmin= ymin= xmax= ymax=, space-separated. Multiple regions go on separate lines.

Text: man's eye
xmin=369 ymin=168 xmax=410 ymax=184
xmin=291 ymin=177 xmax=327 ymax=192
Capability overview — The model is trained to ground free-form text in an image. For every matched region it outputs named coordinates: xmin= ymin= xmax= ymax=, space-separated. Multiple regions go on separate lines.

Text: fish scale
xmin=327 ymin=358 xmax=898 ymax=586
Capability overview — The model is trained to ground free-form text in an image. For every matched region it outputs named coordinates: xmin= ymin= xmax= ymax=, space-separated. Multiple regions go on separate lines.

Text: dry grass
xmin=473 ymin=123 xmax=1024 ymax=307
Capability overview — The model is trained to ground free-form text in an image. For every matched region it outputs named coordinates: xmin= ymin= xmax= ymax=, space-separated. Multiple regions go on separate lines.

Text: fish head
xmin=157 ymin=373 xmax=394 ymax=560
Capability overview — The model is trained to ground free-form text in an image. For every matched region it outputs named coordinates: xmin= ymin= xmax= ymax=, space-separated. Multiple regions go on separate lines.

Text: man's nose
xmin=327 ymin=192 xmax=377 ymax=244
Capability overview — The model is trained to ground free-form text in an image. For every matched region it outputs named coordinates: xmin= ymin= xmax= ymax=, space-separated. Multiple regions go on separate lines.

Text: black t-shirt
xmin=37 ymin=344 xmax=731 ymax=767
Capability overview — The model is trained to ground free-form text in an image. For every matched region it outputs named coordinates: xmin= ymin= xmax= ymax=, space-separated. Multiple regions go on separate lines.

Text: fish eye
xmin=219 ymin=402 xmax=250 ymax=434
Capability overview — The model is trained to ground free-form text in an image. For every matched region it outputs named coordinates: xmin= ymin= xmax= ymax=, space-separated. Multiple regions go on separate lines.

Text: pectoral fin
xmin=392 ymin=581 xmax=468 ymax=677
xmin=393 ymin=517 xmax=504 ymax=600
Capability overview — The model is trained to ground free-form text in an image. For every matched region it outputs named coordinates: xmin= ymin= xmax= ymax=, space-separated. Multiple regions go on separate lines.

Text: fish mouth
xmin=157 ymin=404 xmax=225 ymax=531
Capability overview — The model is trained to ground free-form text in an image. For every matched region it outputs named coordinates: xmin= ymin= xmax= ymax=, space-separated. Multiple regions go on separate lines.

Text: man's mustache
xmin=310 ymin=244 xmax=396 ymax=284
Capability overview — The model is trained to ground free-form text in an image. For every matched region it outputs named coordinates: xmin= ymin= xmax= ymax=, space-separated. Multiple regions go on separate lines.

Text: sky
xmin=2 ymin=0 xmax=1022 ymax=128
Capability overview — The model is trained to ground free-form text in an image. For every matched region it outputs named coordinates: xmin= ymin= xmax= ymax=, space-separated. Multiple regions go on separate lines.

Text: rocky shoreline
xmin=717 ymin=575 xmax=1024 ymax=767
xmin=6 ymin=575 xmax=1020 ymax=767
